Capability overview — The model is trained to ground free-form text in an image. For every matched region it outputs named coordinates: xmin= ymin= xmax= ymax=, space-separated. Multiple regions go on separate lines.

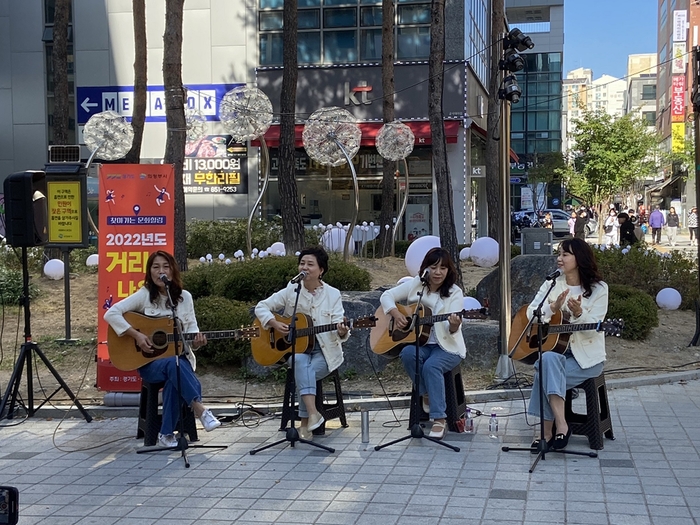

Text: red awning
xmin=252 ymin=120 xmax=461 ymax=148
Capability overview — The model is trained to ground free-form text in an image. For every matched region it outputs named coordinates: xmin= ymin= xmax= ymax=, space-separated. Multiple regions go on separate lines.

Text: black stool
xmin=417 ymin=364 xmax=466 ymax=432
xmin=280 ymin=368 xmax=348 ymax=435
xmin=565 ymin=372 xmax=614 ymax=450
xmin=137 ymin=381 xmax=199 ymax=446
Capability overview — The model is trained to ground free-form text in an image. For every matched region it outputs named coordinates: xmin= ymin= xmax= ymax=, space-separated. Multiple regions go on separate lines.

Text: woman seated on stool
xmin=379 ymin=247 xmax=466 ymax=440
xmin=104 ymin=250 xmax=220 ymax=448
xmin=255 ymin=246 xmax=349 ymax=440
xmin=528 ymin=238 xmax=608 ymax=450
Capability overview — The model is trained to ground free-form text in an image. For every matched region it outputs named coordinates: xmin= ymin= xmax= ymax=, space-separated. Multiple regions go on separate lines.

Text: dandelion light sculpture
xmin=376 ymin=121 xmax=415 ymax=256
xmin=303 ymin=107 xmax=361 ymax=261
xmin=219 ymin=86 xmax=274 ymax=255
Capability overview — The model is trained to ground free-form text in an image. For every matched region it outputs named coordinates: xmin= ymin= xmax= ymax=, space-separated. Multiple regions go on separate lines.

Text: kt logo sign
xmin=344 ymin=81 xmax=372 ymax=105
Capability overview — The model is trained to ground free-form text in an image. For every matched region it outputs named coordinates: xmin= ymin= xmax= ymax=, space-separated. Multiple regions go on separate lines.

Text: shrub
xmin=394 ymin=240 xmax=410 ymax=258
xmin=0 ymin=267 xmax=39 ymax=305
xmin=69 ymin=246 xmax=99 ymax=274
xmin=193 ymin=296 xmax=256 ymax=366
xmin=606 ymin=283 xmax=658 ymax=341
xmin=594 ymin=245 xmax=698 ymax=309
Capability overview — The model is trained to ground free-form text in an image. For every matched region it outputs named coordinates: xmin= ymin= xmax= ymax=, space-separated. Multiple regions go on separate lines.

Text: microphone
xmin=420 ymin=268 xmax=430 ymax=285
xmin=290 ymin=271 xmax=307 ymax=284
xmin=546 ymin=269 xmax=561 ymax=281
xmin=159 ymin=274 xmax=171 ymax=286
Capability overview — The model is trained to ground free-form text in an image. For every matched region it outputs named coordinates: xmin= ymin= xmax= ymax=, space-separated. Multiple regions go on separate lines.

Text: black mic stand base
xmin=249 ymin=426 xmax=335 ymax=455
xmin=502 ymin=440 xmax=597 ymax=473
xmin=138 ymin=435 xmax=228 ymax=468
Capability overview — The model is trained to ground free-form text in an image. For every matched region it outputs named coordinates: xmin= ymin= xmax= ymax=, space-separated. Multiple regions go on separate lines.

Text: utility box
xmin=521 ymin=228 xmax=553 ymax=255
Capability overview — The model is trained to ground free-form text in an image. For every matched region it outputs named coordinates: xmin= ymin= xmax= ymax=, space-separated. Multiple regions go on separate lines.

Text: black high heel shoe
xmin=551 ymin=427 xmax=572 ymax=450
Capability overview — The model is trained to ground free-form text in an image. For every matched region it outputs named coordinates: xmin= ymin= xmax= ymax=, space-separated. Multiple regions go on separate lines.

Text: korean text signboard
xmin=45 ymin=169 xmax=89 ymax=248
xmin=183 ymin=135 xmax=248 ymax=194
xmin=96 ymin=164 xmax=174 ymax=391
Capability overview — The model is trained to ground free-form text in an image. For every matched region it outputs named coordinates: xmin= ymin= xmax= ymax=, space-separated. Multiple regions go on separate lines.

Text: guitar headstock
xmin=237 ymin=326 xmax=261 ymax=339
xmin=460 ymin=307 xmax=489 ymax=320
xmin=350 ymin=316 xmax=378 ymax=329
xmin=601 ymin=319 xmax=624 ymax=337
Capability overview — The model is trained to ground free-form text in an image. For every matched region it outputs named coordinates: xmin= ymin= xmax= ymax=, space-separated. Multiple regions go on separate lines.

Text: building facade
xmin=1 ymin=0 xmax=496 ymax=244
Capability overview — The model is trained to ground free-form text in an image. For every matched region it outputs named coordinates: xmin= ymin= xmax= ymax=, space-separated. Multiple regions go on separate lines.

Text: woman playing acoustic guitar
xmin=527 ymin=238 xmax=608 ymax=451
xmin=255 ymin=246 xmax=349 ymax=440
xmin=379 ymin=247 xmax=466 ymax=440
xmin=104 ymin=250 xmax=220 ymax=448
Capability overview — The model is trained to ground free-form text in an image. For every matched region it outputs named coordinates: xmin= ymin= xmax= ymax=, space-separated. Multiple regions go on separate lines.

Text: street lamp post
xmin=689 ymin=46 xmax=700 ymax=346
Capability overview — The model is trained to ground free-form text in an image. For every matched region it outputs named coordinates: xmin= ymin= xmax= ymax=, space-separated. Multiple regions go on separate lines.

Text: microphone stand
xmin=250 ymin=279 xmax=334 ymax=455
xmin=502 ymin=277 xmax=596 ymax=472
xmin=375 ymin=277 xmax=459 ymax=452
xmin=137 ymin=279 xmax=227 ymax=467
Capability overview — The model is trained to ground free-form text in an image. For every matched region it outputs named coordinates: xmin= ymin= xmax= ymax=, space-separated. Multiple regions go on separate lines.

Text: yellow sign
xmin=672 ymin=122 xmax=685 ymax=153
xmin=47 ymin=180 xmax=83 ymax=243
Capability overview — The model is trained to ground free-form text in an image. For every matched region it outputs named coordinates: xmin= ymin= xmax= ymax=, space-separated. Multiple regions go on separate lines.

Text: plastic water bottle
xmin=488 ymin=412 xmax=498 ymax=435
xmin=464 ymin=407 xmax=474 ymax=433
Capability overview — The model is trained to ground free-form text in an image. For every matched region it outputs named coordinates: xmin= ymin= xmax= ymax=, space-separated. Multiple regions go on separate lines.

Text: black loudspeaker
xmin=3 ymin=171 xmax=49 ymax=247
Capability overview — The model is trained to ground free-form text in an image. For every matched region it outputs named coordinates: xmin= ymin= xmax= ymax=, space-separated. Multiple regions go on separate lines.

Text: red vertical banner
xmin=96 ymin=164 xmax=175 ymax=392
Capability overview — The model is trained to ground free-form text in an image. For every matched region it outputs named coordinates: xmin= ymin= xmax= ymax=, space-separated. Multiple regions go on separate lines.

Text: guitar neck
xmin=419 ymin=309 xmax=482 ymax=326
xmin=296 ymin=322 xmax=341 ymax=338
xmin=547 ymin=322 xmax=600 ymax=334
xmin=168 ymin=330 xmax=242 ymax=343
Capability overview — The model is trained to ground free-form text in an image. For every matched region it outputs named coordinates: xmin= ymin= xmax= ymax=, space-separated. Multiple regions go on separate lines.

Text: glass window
xmin=260 ymin=33 xmax=283 ymax=65
xmin=324 ymin=30 xmax=357 ymax=62
xmin=642 ymin=111 xmax=656 ymax=125
xmin=361 ymin=6 xmax=382 ymax=26
xmin=397 ymin=26 xmax=430 ymax=60
xmin=259 ymin=11 xmax=283 ymax=30
xmin=324 ymin=8 xmax=357 ymax=27
xmin=360 ymin=0 xmax=381 ymax=4
xmin=260 ymin=0 xmax=283 ymax=8
xmin=641 ymin=84 xmax=656 ymax=100
xmin=299 ymin=10 xmax=320 ymax=29
xmin=360 ymin=28 xmax=382 ymax=61
xmin=398 ymin=5 xmax=431 ymax=24
xmin=324 ymin=0 xmax=355 ymax=5
xmin=300 ymin=0 xmax=321 ymax=5
xmin=299 ymin=32 xmax=321 ymax=63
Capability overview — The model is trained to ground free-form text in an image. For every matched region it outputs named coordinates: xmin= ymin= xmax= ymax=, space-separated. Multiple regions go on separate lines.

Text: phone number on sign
xmin=105 ymin=233 xmax=168 ymax=246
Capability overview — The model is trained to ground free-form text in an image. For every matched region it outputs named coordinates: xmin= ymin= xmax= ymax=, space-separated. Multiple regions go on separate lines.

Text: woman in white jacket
xmin=527 ymin=238 xmax=608 ymax=451
xmin=255 ymin=246 xmax=349 ymax=440
xmin=380 ymin=247 xmax=466 ymax=440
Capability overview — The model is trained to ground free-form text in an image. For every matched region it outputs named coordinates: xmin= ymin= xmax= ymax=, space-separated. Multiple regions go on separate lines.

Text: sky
xmin=563 ymin=0 xmax=658 ymax=80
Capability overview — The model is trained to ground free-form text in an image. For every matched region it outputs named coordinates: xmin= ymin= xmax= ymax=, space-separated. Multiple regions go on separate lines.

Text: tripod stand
xmin=0 ymin=247 xmax=92 ymax=422
xmin=375 ymin=281 xmax=459 ymax=452
xmin=136 ymin=281 xmax=226 ymax=468
xmin=502 ymin=278 xmax=596 ymax=472
xmin=250 ymin=280 xmax=334 ymax=455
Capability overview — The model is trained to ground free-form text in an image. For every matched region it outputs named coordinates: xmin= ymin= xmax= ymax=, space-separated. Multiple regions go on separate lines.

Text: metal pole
xmin=246 ymin=137 xmax=270 ymax=256
xmin=332 ymin=137 xmax=359 ymax=263
xmin=689 ymin=46 xmax=700 ymax=346
xmin=56 ymin=248 xmax=78 ymax=344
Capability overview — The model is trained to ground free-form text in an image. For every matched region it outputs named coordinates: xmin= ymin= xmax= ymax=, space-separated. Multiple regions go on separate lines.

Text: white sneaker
xmin=199 ymin=409 xmax=221 ymax=432
xmin=307 ymin=412 xmax=325 ymax=432
xmin=158 ymin=433 xmax=178 ymax=448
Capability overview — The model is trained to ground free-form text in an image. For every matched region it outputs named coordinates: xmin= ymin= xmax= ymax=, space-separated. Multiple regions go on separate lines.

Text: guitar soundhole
xmin=150 ymin=331 xmax=169 ymax=356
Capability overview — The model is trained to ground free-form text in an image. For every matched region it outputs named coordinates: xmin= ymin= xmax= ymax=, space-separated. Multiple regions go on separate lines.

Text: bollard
xmin=361 ymin=408 xmax=370 ymax=443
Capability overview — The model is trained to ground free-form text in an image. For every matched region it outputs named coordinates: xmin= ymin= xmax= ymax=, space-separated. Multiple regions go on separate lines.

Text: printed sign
xmin=672 ymin=122 xmax=685 ymax=153
xmin=673 ymin=10 xmax=687 ymax=42
xmin=183 ymin=135 xmax=248 ymax=194
xmin=671 ymin=75 xmax=686 ymax=122
xmin=96 ymin=164 xmax=175 ymax=392
xmin=45 ymin=175 xmax=88 ymax=248
xmin=672 ymin=42 xmax=686 ymax=74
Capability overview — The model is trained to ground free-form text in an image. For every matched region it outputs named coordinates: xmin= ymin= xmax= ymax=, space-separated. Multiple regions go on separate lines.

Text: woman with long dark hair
xmin=104 ymin=251 xmax=220 ymax=447
xmin=527 ymin=238 xmax=608 ymax=450
xmin=379 ymin=247 xmax=466 ymax=440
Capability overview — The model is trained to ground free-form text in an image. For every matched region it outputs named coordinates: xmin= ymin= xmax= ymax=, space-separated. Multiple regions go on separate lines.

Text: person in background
xmin=603 ymin=208 xmax=619 ymax=246
xmin=543 ymin=212 xmax=553 ymax=229
xmin=574 ymin=208 xmax=588 ymax=240
xmin=568 ymin=211 xmax=577 ymax=238
xmin=104 ymin=250 xmax=220 ymax=448
xmin=379 ymin=247 xmax=466 ymax=440
xmin=648 ymin=205 xmax=665 ymax=246
xmin=618 ymin=212 xmax=637 ymax=246
xmin=666 ymin=207 xmax=679 ymax=247
xmin=689 ymin=207 xmax=698 ymax=247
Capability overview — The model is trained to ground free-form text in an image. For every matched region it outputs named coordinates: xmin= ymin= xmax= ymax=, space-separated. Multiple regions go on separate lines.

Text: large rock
xmin=476 ymin=254 xmax=558 ymax=320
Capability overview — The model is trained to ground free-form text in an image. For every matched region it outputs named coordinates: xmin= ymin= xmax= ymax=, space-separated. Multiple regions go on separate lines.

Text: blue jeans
xmin=527 ymin=350 xmax=603 ymax=422
xmin=289 ymin=346 xmax=329 ymax=418
xmin=400 ymin=343 xmax=462 ymax=420
xmin=138 ymin=357 xmax=202 ymax=435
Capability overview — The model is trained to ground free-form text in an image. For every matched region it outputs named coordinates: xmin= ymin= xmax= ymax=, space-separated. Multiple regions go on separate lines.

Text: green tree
xmin=527 ymin=152 xmax=567 ymax=210
xmin=564 ymin=109 xmax=658 ymax=235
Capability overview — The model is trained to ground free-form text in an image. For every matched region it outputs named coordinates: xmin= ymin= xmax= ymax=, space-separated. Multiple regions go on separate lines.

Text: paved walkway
xmin=2 ymin=373 xmax=700 ymax=525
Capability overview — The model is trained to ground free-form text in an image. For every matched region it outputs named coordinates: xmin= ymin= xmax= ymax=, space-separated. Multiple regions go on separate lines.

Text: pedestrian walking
xmin=689 ymin=207 xmax=698 ymax=246
xmin=648 ymin=205 xmax=665 ymax=246
xmin=666 ymin=206 xmax=679 ymax=247
xmin=603 ymin=208 xmax=619 ymax=246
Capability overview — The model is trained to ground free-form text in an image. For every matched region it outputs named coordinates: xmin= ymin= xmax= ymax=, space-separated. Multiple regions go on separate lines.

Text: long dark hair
xmin=144 ymin=250 xmax=183 ymax=304
xmin=419 ymin=247 xmax=457 ymax=298
xmin=558 ymin=238 xmax=602 ymax=298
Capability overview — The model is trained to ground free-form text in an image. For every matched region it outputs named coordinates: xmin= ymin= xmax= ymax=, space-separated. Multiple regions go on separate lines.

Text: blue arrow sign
xmin=76 ymin=83 xmax=244 ymax=124
xmin=510 ymin=177 xmax=521 ymax=184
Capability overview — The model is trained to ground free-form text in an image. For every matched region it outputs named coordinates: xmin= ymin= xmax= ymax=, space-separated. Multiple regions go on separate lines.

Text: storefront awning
xmin=252 ymin=120 xmax=461 ymax=148
xmin=647 ymin=175 xmax=680 ymax=193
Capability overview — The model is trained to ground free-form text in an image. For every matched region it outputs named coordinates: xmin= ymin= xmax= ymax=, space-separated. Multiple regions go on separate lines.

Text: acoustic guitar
xmin=508 ymin=305 xmax=624 ymax=365
xmin=251 ymin=313 xmax=377 ymax=367
xmin=370 ymin=303 xmax=490 ymax=359
xmin=107 ymin=311 xmax=259 ymax=371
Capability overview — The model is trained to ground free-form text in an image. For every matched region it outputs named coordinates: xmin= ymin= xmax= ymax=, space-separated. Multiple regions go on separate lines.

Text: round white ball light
xmin=270 ymin=241 xmax=286 ymax=255
xmin=656 ymin=288 xmax=682 ymax=310
xmin=462 ymin=296 xmax=482 ymax=311
xmin=44 ymin=259 xmax=64 ymax=280
xmin=86 ymin=254 xmax=99 ymax=267
xmin=469 ymin=237 xmax=499 ymax=267
xmin=321 ymin=228 xmax=347 ymax=253
xmin=459 ymin=247 xmax=471 ymax=261
xmin=404 ymin=235 xmax=441 ymax=276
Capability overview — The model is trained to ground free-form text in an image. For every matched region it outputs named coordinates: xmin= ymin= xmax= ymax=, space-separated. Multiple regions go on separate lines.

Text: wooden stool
xmin=137 ymin=381 xmax=199 ymax=446
xmin=418 ymin=364 xmax=466 ymax=432
xmin=565 ymin=372 xmax=614 ymax=450
xmin=279 ymin=368 xmax=348 ymax=435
